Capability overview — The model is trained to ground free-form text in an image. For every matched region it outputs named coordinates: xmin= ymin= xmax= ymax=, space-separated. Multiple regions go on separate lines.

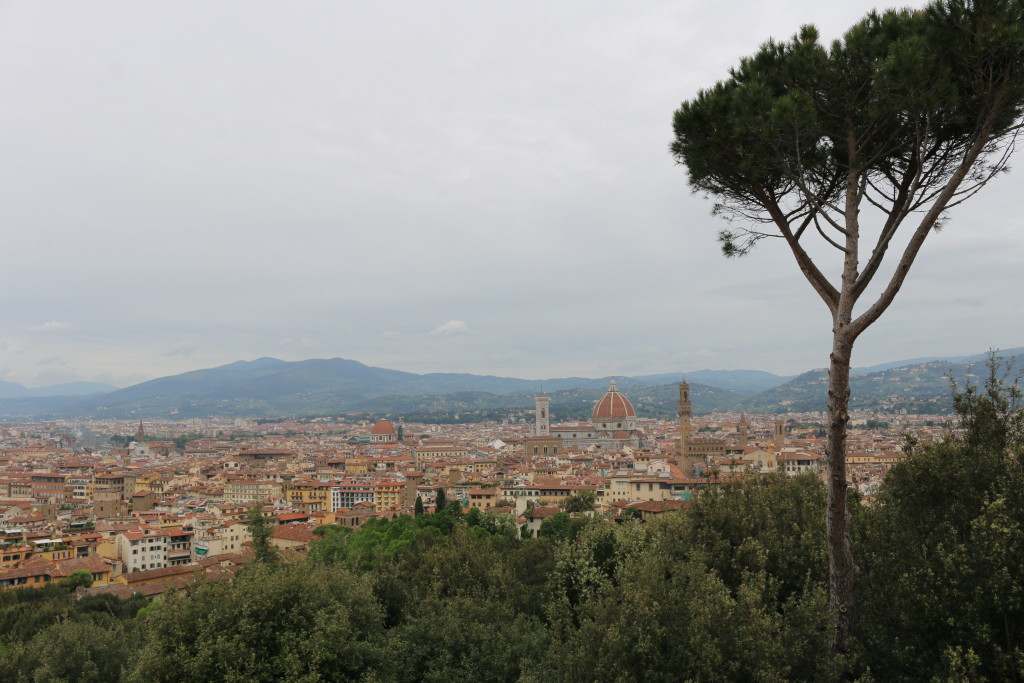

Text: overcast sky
xmin=0 ymin=0 xmax=1021 ymax=388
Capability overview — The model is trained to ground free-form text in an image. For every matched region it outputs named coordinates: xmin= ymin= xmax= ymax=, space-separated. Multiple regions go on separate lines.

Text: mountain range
xmin=0 ymin=381 xmax=118 ymax=399
xmin=0 ymin=348 xmax=1019 ymax=421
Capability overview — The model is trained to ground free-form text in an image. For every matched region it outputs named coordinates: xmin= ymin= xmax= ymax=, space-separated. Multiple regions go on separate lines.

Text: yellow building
xmin=284 ymin=480 xmax=331 ymax=513
xmin=374 ymin=481 xmax=404 ymax=510
xmin=132 ymin=475 xmax=160 ymax=497
xmin=0 ymin=544 xmax=33 ymax=565
xmin=226 ymin=479 xmax=283 ymax=504
xmin=31 ymin=539 xmax=76 ymax=563
xmin=467 ymin=488 xmax=499 ymax=510
xmin=344 ymin=458 xmax=371 ymax=475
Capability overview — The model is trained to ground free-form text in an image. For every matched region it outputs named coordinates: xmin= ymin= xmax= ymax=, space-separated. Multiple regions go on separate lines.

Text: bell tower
xmin=774 ymin=419 xmax=786 ymax=452
xmin=677 ymin=381 xmax=697 ymax=473
xmin=535 ymin=394 xmax=550 ymax=437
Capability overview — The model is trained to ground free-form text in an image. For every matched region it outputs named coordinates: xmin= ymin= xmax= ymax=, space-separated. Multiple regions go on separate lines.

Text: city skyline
xmin=1 ymin=0 xmax=1022 ymax=388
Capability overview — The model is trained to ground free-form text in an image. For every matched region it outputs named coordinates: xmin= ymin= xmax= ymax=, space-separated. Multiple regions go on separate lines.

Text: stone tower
xmin=677 ymin=381 xmax=700 ymax=474
xmin=738 ymin=412 xmax=749 ymax=448
xmin=773 ymin=419 xmax=786 ymax=452
xmin=534 ymin=394 xmax=551 ymax=437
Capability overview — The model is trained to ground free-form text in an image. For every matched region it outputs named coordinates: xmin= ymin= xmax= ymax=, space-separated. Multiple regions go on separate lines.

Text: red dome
xmin=370 ymin=419 xmax=397 ymax=436
xmin=592 ymin=380 xmax=636 ymax=420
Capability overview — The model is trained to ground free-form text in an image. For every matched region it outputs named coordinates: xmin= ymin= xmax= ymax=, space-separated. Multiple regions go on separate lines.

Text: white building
xmin=116 ymin=529 xmax=168 ymax=573
xmin=331 ymin=482 xmax=375 ymax=511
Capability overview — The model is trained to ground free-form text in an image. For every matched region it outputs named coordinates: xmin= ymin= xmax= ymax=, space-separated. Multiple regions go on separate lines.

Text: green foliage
xmin=0 ymin=588 xmax=147 ymax=681
xmin=0 ymin=585 xmax=78 ymax=644
xmin=342 ymin=516 xmax=441 ymax=570
xmin=465 ymin=507 xmax=520 ymax=540
xmin=539 ymin=493 xmax=834 ymax=681
xmin=309 ymin=498 xmax=527 ymax=572
xmin=59 ymin=570 xmax=94 ymax=591
xmin=128 ymin=561 xmax=385 ymax=682
xmin=672 ymin=0 xmax=1024 ymax=257
xmin=413 ymin=495 xmax=424 ymax=516
xmin=619 ymin=506 xmax=642 ymax=521
xmin=246 ymin=505 xmax=277 ymax=564
xmin=539 ymin=511 xmax=572 ymax=541
xmin=559 ymin=490 xmax=596 ymax=513
xmin=306 ymin=525 xmax=352 ymax=565
xmin=0 ymin=619 xmax=135 ymax=683
xmin=372 ymin=528 xmax=552 ymax=680
xmin=434 ymin=487 xmax=446 ymax=512
xmin=675 ymin=473 xmax=828 ymax=602
xmin=855 ymin=358 xmax=1024 ymax=680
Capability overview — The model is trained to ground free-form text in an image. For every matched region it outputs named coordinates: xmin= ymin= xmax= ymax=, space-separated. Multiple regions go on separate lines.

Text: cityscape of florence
xmin=0 ymin=0 xmax=1022 ymax=680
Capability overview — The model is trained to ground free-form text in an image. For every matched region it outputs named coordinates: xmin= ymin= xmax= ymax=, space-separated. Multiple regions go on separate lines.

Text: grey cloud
xmin=26 ymin=321 xmax=74 ymax=334
xmin=0 ymin=0 xmax=1018 ymax=385
xmin=162 ymin=342 xmax=202 ymax=357
xmin=429 ymin=321 xmax=473 ymax=338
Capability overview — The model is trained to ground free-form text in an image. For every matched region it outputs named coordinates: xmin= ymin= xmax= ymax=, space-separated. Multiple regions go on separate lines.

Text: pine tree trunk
xmin=826 ymin=330 xmax=857 ymax=655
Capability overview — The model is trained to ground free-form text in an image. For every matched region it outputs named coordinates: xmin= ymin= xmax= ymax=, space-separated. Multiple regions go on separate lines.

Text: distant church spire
xmin=136 ymin=420 xmax=145 ymax=443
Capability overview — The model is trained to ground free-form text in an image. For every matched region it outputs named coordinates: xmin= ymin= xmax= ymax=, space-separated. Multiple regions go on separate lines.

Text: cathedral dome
xmin=592 ymin=380 xmax=636 ymax=420
xmin=370 ymin=419 xmax=397 ymax=436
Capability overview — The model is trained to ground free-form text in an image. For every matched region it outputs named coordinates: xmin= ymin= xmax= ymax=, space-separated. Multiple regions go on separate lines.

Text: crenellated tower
xmin=677 ymin=380 xmax=699 ymax=474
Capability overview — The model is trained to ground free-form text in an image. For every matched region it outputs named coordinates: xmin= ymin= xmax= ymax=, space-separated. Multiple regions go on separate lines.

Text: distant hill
xmin=0 ymin=380 xmax=117 ymax=399
xmin=741 ymin=351 xmax=1024 ymax=414
xmin=684 ymin=370 xmax=794 ymax=395
xmin=0 ymin=349 xmax=1017 ymax=421
xmin=852 ymin=347 xmax=1024 ymax=374
xmin=0 ymin=395 xmax=109 ymax=420
xmin=53 ymin=357 xmax=742 ymax=420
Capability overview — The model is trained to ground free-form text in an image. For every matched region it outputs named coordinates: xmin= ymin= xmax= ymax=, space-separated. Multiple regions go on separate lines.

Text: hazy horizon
xmin=2 ymin=0 xmax=1021 ymax=388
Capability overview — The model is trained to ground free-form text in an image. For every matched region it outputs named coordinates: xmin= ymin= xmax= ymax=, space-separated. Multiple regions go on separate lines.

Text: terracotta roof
xmin=370 ymin=419 xmax=397 ymax=436
xmin=120 ymin=564 xmax=197 ymax=584
xmin=276 ymin=512 xmax=310 ymax=522
xmin=270 ymin=524 xmax=316 ymax=543
xmin=592 ymin=380 xmax=636 ymax=420
xmin=50 ymin=555 xmax=109 ymax=577
xmin=526 ymin=505 xmax=561 ymax=520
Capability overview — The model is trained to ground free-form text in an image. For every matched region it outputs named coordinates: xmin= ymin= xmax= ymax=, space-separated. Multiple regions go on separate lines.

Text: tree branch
xmin=755 ymin=187 xmax=840 ymax=309
xmin=850 ymin=118 xmax=999 ymax=339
